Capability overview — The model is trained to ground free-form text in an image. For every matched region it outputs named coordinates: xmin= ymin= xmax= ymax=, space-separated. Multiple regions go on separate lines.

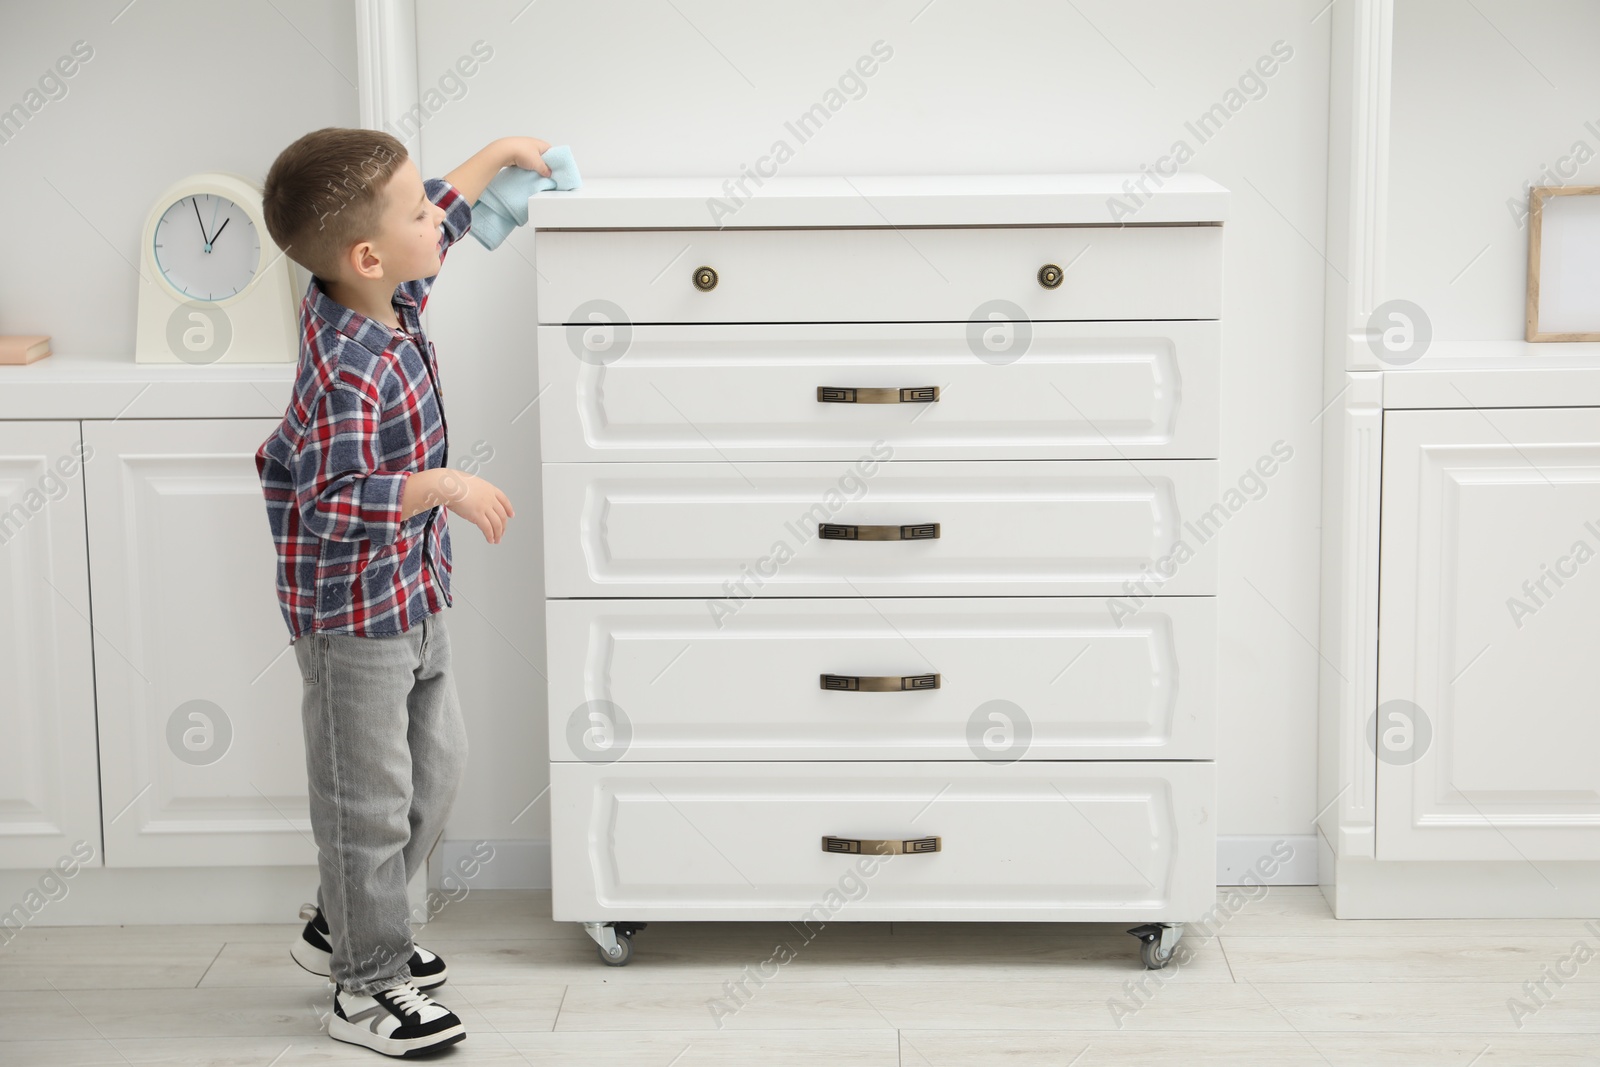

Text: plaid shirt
xmin=255 ymin=176 xmax=472 ymax=640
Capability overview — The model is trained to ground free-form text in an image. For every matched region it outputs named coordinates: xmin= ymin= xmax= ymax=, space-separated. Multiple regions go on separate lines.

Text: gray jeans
xmin=293 ymin=609 xmax=468 ymax=995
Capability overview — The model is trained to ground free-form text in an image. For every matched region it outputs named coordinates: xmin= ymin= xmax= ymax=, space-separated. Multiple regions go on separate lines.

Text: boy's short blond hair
xmin=263 ymin=126 xmax=408 ymax=282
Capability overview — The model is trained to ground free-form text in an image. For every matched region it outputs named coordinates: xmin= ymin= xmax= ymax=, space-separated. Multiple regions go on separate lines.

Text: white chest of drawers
xmin=528 ymin=175 xmax=1226 ymax=969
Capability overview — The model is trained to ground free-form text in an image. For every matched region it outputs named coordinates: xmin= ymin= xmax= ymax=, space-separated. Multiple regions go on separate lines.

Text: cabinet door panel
xmin=0 ymin=422 xmax=100 ymax=869
xmin=83 ymin=419 xmax=311 ymax=867
xmin=1377 ymin=407 xmax=1600 ymax=860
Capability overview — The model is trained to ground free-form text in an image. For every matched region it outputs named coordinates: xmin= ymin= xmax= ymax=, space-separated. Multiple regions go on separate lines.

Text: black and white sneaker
xmin=329 ymin=979 xmax=465 ymax=1057
xmin=291 ymin=903 xmax=449 ymax=990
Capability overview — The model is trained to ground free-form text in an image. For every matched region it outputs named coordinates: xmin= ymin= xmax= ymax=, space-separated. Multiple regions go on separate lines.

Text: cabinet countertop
xmin=523 ymin=173 xmax=1231 ymax=229
xmin=0 ymin=351 xmax=293 ymax=420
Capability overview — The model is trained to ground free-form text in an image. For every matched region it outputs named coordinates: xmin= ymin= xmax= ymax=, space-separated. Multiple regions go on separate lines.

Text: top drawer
xmin=535 ymin=224 xmax=1222 ymax=325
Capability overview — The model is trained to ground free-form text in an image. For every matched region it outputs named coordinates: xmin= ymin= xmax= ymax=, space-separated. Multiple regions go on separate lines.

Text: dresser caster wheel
xmin=584 ymin=921 xmax=648 ymax=966
xmin=1128 ymin=922 xmax=1184 ymax=969
xmin=598 ymin=933 xmax=633 ymax=966
xmin=1139 ymin=939 xmax=1174 ymax=969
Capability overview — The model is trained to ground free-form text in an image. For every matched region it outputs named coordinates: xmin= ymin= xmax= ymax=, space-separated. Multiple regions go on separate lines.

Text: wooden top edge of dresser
xmin=523 ymin=174 xmax=1229 ymax=229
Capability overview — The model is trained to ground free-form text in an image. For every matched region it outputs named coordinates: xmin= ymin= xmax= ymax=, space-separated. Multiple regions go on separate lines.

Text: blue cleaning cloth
xmin=469 ymin=145 xmax=581 ymax=250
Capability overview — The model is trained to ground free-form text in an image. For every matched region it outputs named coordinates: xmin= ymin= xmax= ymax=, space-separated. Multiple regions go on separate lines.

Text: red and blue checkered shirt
xmin=255 ymin=176 xmax=472 ymax=640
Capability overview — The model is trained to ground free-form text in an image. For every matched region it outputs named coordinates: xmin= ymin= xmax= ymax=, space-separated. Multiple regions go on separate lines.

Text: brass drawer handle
xmin=823 ymin=835 xmax=942 ymax=855
xmin=820 ymin=672 xmax=941 ymax=691
xmin=818 ymin=522 xmax=940 ymax=540
xmin=817 ymin=386 xmax=940 ymax=404
xmin=1038 ymin=263 xmax=1063 ymax=289
xmin=693 ymin=265 xmax=718 ymax=291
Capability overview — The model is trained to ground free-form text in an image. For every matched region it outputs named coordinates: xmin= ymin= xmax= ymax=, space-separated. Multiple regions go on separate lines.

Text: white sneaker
xmin=329 ymin=979 xmax=465 ymax=1057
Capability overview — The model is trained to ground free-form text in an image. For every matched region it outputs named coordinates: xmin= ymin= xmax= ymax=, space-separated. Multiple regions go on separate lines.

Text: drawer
xmin=535 ymin=224 xmax=1222 ymax=325
xmin=538 ymin=320 xmax=1220 ymax=461
xmin=550 ymin=760 xmax=1216 ymax=921
xmin=548 ymin=597 xmax=1216 ymax=761
xmin=542 ymin=459 xmax=1220 ymax=597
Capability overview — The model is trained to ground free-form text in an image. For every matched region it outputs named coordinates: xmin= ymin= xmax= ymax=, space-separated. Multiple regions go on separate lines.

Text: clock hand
xmin=191 ymin=197 xmax=211 ymax=247
xmin=209 ymin=217 xmax=230 ymax=247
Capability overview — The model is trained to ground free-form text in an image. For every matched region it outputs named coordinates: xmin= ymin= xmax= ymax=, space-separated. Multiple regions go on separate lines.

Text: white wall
xmin=1387 ymin=0 xmax=1600 ymax=344
xmin=0 ymin=0 xmax=355 ymax=338
xmin=1 ymin=0 xmax=1337 ymax=886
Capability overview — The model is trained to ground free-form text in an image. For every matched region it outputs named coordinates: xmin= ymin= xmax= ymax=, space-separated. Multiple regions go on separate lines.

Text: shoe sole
xmin=329 ymin=1013 xmax=466 ymax=1057
xmin=290 ymin=935 xmax=332 ymax=978
xmin=291 ymin=937 xmax=448 ymax=990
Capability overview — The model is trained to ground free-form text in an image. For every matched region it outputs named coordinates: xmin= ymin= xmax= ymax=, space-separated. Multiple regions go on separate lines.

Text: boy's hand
xmin=442 ymin=471 xmax=514 ymax=544
xmin=404 ymin=469 xmax=515 ymax=544
xmin=504 ymin=136 xmax=553 ymax=176
xmin=448 ymin=137 xmax=554 ymax=205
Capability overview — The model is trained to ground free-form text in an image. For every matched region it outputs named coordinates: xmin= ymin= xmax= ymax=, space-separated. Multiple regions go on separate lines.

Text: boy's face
xmin=342 ymin=158 xmax=446 ymax=286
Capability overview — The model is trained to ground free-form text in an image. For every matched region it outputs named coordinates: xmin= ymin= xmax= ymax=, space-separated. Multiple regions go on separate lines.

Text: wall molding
xmin=1324 ymin=0 xmax=1394 ymax=373
xmin=1317 ymin=0 xmax=1394 ymax=869
xmin=354 ymin=0 xmax=419 ymax=139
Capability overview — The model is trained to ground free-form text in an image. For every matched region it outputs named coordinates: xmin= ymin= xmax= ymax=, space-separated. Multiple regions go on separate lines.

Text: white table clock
xmin=135 ymin=172 xmax=298 ymax=364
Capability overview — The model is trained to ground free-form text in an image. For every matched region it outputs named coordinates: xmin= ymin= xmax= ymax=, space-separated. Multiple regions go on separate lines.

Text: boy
xmin=255 ymin=127 xmax=544 ymax=1057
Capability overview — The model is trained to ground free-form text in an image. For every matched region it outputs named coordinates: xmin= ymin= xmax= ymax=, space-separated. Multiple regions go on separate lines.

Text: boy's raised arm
xmin=444 ymin=136 xmax=553 ymax=204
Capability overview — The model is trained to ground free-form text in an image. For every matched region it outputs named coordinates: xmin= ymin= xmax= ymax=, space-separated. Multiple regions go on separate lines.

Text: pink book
xmin=0 ymin=335 xmax=51 ymax=365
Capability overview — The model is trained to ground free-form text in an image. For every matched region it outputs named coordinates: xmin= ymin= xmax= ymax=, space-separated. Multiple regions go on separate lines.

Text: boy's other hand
xmin=505 ymin=136 xmax=553 ymax=176
xmin=405 ymin=469 xmax=515 ymax=544
xmin=444 ymin=471 xmax=514 ymax=544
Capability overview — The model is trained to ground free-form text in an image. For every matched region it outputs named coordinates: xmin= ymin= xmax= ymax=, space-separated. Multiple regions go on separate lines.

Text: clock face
xmin=153 ymin=193 xmax=261 ymax=301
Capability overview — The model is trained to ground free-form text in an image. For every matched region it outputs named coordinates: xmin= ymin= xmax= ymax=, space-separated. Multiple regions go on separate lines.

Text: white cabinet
xmin=1317 ymin=0 xmax=1600 ymax=916
xmin=0 ymin=421 xmax=100 ymax=869
xmin=1377 ymin=407 xmax=1600 ymax=861
xmin=532 ymin=175 xmax=1226 ymax=967
xmin=82 ymin=418 xmax=314 ymax=867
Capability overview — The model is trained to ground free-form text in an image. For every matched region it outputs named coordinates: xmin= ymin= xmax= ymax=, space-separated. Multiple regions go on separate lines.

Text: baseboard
xmin=436 ymin=837 xmax=550 ymax=890
xmin=1325 ymin=851 xmax=1600 ymax=917
xmin=1216 ymin=834 xmax=1318 ymax=885
xmin=0 ymin=864 xmax=431 ymax=930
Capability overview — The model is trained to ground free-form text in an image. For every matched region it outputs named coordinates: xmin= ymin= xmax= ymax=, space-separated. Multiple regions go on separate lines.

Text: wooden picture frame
xmin=1526 ymin=185 xmax=1600 ymax=342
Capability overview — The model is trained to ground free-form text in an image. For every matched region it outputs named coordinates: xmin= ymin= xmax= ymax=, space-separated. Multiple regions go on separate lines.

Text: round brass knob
xmin=693 ymin=265 xmax=718 ymax=291
xmin=1037 ymin=263 xmax=1063 ymax=289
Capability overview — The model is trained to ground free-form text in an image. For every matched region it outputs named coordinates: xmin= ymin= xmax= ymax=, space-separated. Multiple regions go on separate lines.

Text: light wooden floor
xmin=1 ymin=887 xmax=1598 ymax=1065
